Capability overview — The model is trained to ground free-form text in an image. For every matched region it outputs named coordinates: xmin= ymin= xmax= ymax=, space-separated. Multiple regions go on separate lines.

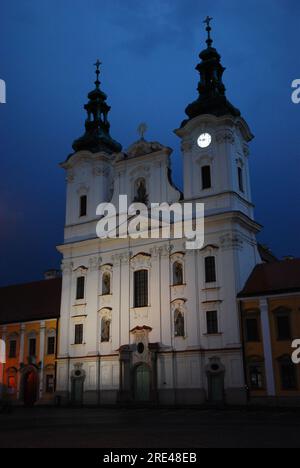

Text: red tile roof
xmin=238 ymin=259 xmax=300 ymax=298
xmin=0 ymin=278 xmax=62 ymax=325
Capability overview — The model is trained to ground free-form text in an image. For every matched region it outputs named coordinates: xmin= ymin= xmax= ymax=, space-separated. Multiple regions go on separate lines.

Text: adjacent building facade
xmin=239 ymin=259 xmax=300 ymax=404
xmin=0 ymin=276 xmax=61 ymax=405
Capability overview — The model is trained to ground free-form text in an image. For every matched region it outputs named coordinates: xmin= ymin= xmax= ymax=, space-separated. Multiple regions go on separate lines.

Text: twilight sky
xmin=0 ymin=0 xmax=300 ymax=286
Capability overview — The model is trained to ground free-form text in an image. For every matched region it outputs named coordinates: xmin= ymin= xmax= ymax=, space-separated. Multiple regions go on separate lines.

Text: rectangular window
xmin=29 ymin=338 xmax=36 ymax=357
xmin=245 ymin=318 xmax=260 ymax=342
xmin=277 ymin=314 xmax=291 ymax=341
xmin=280 ymin=361 xmax=297 ymax=390
xmin=76 ymin=276 xmax=85 ymax=300
xmin=47 ymin=336 xmax=55 ymax=355
xmin=238 ymin=167 xmax=244 ymax=192
xmin=202 ymin=166 xmax=212 ymax=190
xmin=74 ymin=324 xmax=83 ymax=345
xmin=80 ymin=195 xmax=87 ymax=217
xmin=205 ymin=256 xmax=216 ymax=283
xmin=206 ymin=311 xmax=218 ymax=335
xmin=134 ymin=270 xmax=148 ymax=308
xmin=9 ymin=340 xmax=17 ymax=358
xmin=46 ymin=375 xmax=55 ymax=393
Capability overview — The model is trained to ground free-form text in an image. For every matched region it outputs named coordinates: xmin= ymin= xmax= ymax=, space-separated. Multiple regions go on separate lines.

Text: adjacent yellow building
xmin=0 ymin=276 xmax=61 ymax=405
xmin=239 ymin=259 xmax=300 ymax=403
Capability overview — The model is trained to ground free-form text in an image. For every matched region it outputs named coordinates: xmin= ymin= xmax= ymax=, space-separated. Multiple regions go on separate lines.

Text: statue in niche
xmin=174 ymin=310 xmax=185 ymax=337
xmin=134 ymin=179 xmax=148 ymax=205
xmin=173 ymin=262 xmax=183 ymax=286
xmin=102 ymin=273 xmax=111 ymax=295
xmin=101 ymin=318 xmax=111 ymax=343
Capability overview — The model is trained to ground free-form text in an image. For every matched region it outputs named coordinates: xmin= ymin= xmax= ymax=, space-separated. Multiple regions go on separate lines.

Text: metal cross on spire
xmin=94 ymin=59 xmax=102 ymax=89
xmin=203 ymin=16 xmax=213 ymax=48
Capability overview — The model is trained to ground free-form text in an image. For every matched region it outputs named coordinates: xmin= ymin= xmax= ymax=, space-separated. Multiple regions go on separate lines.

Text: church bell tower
xmin=175 ymin=18 xmax=255 ymax=222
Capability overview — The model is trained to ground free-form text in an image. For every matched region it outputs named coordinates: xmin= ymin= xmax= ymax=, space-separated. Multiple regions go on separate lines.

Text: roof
xmin=0 ymin=278 xmax=62 ymax=325
xmin=257 ymin=243 xmax=278 ymax=263
xmin=238 ymin=259 xmax=300 ymax=298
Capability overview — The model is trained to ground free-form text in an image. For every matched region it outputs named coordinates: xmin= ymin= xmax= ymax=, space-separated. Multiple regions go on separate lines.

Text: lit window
xmin=248 ymin=363 xmax=264 ymax=390
xmin=46 ymin=375 xmax=55 ymax=393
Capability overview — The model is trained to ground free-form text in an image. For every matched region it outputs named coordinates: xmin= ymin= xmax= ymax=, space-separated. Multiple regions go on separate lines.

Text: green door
xmin=135 ymin=364 xmax=151 ymax=402
xmin=209 ymin=374 xmax=224 ymax=402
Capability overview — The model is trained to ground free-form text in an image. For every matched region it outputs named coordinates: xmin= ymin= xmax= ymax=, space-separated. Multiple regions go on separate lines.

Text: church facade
xmin=56 ymin=21 xmax=262 ymax=406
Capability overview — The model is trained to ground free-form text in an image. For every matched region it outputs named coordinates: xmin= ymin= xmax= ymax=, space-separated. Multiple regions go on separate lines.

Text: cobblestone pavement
xmin=0 ymin=407 xmax=299 ymax=448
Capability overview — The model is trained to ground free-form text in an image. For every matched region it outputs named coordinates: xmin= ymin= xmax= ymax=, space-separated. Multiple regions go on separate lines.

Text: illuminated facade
xmin=0 ymin=277 xmax=61 ymax=405
xmin=239 ymin=259 xmax=300 ymax=403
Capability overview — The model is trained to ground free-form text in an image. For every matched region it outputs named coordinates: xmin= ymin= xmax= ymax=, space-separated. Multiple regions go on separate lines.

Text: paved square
xmin=0 ymin=407 xmax=299 ymax=448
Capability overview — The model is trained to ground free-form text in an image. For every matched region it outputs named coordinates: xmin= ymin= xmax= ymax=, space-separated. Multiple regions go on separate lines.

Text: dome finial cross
xmin=203 ymin=16 xmax=213 ymax=48
xmin=94 ymin=59 xmax=102 ymax=89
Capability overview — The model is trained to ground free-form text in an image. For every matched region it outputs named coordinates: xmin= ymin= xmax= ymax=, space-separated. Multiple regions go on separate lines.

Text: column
xmin=17 ymin=324 xmax=25 ymax=399
xmin=112 ymin=254 xmax=121 ymax=352
xmin=260 ymin=298 xmax=276 ymax=396
xmin=0 ymin=327 xmax=7 ymax=399
xmin=39 ymin=321 xmax=46 ymax=399
xmin=85 ymin=256 xmax=101 ymax=355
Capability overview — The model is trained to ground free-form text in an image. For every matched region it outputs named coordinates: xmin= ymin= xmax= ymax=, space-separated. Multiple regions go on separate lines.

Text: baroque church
xmin=55 ymin=18 xmax=261 ymax=406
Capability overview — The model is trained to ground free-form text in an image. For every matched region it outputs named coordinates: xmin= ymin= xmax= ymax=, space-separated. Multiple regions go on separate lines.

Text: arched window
xmin=173 ymin=262 xmax=184 ymax=286
xmin=133 ymin=178 xmax=148 ymax=205
xmin=134 ymin=270 xmax=148 ymax=308
xmin=102 ymin=273 xmax=111 ymax=296
xmin=101 ymin=318 xmax=111 ymax=343
xmin=202 ymin=165 xmax=212 ymax=190
xmin=174 ymin=310 xmax=185 ymax=337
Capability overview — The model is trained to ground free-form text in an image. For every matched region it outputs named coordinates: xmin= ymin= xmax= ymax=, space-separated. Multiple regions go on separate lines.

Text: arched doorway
xmin=134 ymin=364 xmax=151 ymax=402
xmin=23 ymin=369 xmax=38 ymax=407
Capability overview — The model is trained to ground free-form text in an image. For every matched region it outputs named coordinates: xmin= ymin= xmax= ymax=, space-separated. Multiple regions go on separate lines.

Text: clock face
xmin=197 ymin=133 xmax=212 ymax=149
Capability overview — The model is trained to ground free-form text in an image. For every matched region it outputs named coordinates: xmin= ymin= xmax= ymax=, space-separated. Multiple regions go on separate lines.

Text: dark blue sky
xmin=0 ymin=0 xmax=300 ymax=287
